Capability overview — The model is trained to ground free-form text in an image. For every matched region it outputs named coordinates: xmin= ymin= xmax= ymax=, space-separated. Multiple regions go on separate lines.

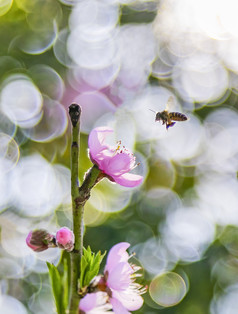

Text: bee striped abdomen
xmin=169 ymin=112 xmax=187 ymax=121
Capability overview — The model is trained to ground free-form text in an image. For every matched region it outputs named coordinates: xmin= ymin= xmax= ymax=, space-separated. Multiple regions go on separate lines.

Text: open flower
xmin=99 ymin=242 xmax=145 ymax=313
xmin=88 ymin=127 xmax=143 ymax=188
xmin=56 ymin=227 xmax=75 ymax=252
xmin=26 ymin=229 xmax=55 ymax=252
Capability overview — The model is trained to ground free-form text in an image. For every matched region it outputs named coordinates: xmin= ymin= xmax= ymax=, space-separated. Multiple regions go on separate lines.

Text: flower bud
xmin=56 ymin=227 xmax=75 ymax=252
xmin=26 ymin=229 xmax=55 ymax=252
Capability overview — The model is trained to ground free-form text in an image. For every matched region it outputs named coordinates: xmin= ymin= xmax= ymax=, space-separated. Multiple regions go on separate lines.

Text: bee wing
xmin=165 ymin=96 xmax=174 ymax=111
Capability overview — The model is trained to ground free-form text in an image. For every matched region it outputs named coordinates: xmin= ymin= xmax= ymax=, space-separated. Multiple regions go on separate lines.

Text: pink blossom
xmin=88 ymin=127 xmax=143 ymax=188
xmin=26 ymin=229 xmax=55 ymax=252
xmin=56 ymin=227 xmax=75 ymax=252
xmin=79 ymin=292 xmax=111 ymax=314
xmin=103 ymin=242 xmax=144 ymax=313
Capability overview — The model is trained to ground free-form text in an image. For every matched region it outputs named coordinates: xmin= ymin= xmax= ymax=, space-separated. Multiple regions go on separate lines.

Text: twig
xmin=68 ymin=103 xmax=81 ymax=314
xmin=68 ymin=104 xmax=102 ymax=314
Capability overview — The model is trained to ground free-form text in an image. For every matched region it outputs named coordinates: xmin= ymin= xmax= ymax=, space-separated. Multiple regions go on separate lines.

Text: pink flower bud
xmin=56 ymin=227 xmax=74 ymax=252
xmin=26 ymin=229 xmax=55 ymax=252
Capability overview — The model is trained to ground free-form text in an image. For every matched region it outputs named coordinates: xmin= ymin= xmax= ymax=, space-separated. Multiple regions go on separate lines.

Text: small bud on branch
xmin=69 ymin=103 xmax=81 ymax=127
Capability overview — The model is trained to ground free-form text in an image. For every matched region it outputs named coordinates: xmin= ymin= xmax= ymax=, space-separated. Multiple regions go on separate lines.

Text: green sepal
xmin=79 ymin=246 xmax=106 ymax=290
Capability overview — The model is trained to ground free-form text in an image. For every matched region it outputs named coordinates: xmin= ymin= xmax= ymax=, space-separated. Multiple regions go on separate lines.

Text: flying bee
xmin=150 ymin=96 xmax=188 ymax=130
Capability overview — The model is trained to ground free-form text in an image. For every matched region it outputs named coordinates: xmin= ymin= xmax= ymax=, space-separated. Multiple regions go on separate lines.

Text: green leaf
xmin=62 ymin=258 xmax=69 ymax=311
xmin=47 ymin=258 xmax=70 ymax=314
xmin=47 ymin=262 xmax=65 ymax=314
xmin=79 ymin=246 xmax=106 ymax=289
xmin=79 ymin=255 xmax=87 ymax=288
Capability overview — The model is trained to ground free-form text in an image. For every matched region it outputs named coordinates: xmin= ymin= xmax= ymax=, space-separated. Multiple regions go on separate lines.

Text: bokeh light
xmin=0 ymin=133 xmax=19 ymax=172
xmin=10 ymin=154 xmax=69 ymax=217
xmin=0 ymin=295 xmax=28 ymax=314
xmin=210 ymin=285 xmax=238 ymax=314
xmin=21 ymin=97 xmax=68 ymax=142
xmin=161 ymin=207 xmax=215 ymax=262
xmin=0 ymin=112 xmax=16 ymax=137
xmin=0 ymin=75 xmax=43 ymax=128
xmin=29 ymin=65 xmax=65 ymax=101
xmin=0 ymin=0 xmax=13 ymax=16
xmin=149 ymin=272 xmax=187 ymax=307
xmin=73 ymin=91 xmax=116 ymax=133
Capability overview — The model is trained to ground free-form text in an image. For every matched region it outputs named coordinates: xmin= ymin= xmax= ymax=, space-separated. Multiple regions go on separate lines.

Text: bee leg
xmin=167 ymin=122 xmax=176 ymax=129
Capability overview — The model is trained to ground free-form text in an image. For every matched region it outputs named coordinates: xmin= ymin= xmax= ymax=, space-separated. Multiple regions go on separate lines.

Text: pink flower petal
xmin=113 ymin=173 xmax=143 ymax=187
xmin=79 ymin=293 xmax=98 ymax=312
xmin=112 ymin=290 xmax=144 ymax=311
xmin=79 ymin=292 xmax=111 ymax=313
xmin=107 ymin=262 xmax=133 ymax=290
xmin=106 ymin=242 xmax=130 ymax=272
xmin=110 ymin=297 xmax=131 ymax=314
xmin=88 ymin=127 xmax=113 ymax=160
xmin=105 ymin=153 xmax=135 ymax=176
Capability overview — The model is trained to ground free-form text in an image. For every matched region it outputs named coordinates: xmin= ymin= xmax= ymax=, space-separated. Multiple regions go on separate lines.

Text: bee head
xmin=155 ymin=112 xmax=162 ymax=122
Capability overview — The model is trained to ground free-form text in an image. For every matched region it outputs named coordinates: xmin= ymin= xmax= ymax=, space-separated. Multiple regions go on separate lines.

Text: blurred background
xmin=1 ymin=0 xmax=238 ymax=313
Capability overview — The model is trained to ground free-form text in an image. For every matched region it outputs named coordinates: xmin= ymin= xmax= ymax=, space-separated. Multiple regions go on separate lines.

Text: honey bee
xmin=150 ymin=96 xmax=188 ymax=130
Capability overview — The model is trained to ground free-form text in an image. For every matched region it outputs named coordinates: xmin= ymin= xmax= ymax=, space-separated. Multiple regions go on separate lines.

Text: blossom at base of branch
xmin=104 ymin=242 xmax=145 ymax=313
xmin=56 ymin=226 xmax=75 ymax=252
xmin=79 ymin=242 xmax=145 ymax=313
xmin=26 ymin=229 xmax=55 ymax=252
xmin=88 ymin=127 xmax=143 ymax=188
